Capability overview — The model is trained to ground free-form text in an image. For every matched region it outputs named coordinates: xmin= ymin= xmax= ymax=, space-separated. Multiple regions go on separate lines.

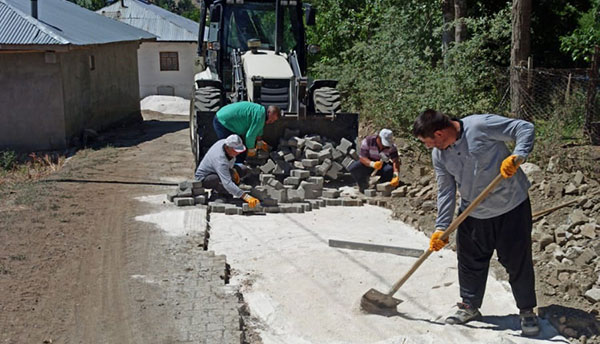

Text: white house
xmin=0 ymin=0 xmax=155 ymax=151
xmin=98 ymin=0 xmax=199 ymax=99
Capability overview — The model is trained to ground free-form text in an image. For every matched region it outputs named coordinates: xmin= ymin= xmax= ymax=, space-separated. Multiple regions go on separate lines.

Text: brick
xmin=192 ymin=187 xmax=206 ymax=196
xmin=287 ymin=189 xmax=304 ymax=202
xmin=283 ymin=176 xmax=301 ymax=186
xmin=175 ymin=197 xmax=195 ymax=206
xmin=259 ymin=173 xmax=275 ymax=184
xmin=331 ymin=149 xmax=344 ymax=161
xmin=305 ymin=140 xmax=322 ymax=151
xmin=177 ymin=187 xmax=193 ymax=197
xmin=326 ymin=162 xmax=343 ymax=180
xmin=341 ymin=198 xmax=363 ymax=206
xmin=267 ymin=188 xmax=287 ymax=202
xmin=194 ymin=195 xmax=207 ymax=205
xmin=324 ymin=198 xmax=343 ymax=206
xmin=260 ymin=197 xmax=278 ymax=207
xmin=322 ymin=188 xmax=341 ymax=198
xmin=304 ymin=149 xmax=319 ymax=159
xmin=263 ymin=206 xmax=281 ymax=213
xmin=377 ymin=190 xmax=392 ymax=197
xmin=301 ymin=159 xmax=319 ymax=168
xmin=307 ymin=176 xmax=324 ymax=188
xmin=293 ymin=161 xmax=305 ymax=169
xmin=316 ymin=158 xmax=332 ymax=176
xmin=178 ymin=180 xmax=192 ymax=190
xmin=250 ymin=186 xmax=270 ymax=199
xmin=376 ymin=182 xmax=393 ymax=192
xmin=341 ymin=156 xmax=355 ymax=170
xmin=260 ymin=159 xmax=277 ymax=174
xmin=288 ymin=137 xmax=305 ymax=148
xmin=283 ymin=153 xmax=295 ymax=162
xmin=266 ymin=178 xmax=284 ymax=190
xmin=209 ymin=203 xmax=226 ymax=212
xmin=308 ymin=199 xmax=320 ymax=209
xmin=364 ymin=189 xmax=377 ymax=197
xmin=280 ymin=204 xmax=304 ymax=213
xmin=317 ymin=148 xmax=332 ymax=162
xmin=225 ymin=206 xmax=243 ymax=215
xmin=336 ymin=137 xmax=353 ymax=154
xmin=322 ymin=142 xmax=334 ymax=150
xmin=291 ymin=169 xmax=310 ymax=179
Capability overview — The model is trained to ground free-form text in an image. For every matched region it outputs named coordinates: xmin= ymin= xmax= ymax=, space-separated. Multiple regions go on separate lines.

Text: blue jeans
xmin=347 ymin=160 xmax=393 ymax=190
xmin=213 ymin=116 xmax=246 ymax=162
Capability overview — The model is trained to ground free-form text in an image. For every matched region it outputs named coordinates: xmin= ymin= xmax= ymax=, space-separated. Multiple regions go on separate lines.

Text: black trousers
xmin=347 ymin=160 xmax=393 ymax=189
xmin=457 ymin=198 xmax=536 ymax=310
xmin=201 ymin=165 xmax=248 ymax=196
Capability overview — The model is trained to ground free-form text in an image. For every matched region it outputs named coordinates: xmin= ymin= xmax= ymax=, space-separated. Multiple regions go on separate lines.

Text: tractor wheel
xmin=190 ymin=86 xmax=223 ymax=167
xmin=313 ymin=86 xmax=341 ymax=113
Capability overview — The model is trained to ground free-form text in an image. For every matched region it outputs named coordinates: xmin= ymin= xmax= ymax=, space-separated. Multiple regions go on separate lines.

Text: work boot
xmin=445 ymin=302 xmax=482 ymax=325
xmin=520 ymin=309 xmax=540 ymax=337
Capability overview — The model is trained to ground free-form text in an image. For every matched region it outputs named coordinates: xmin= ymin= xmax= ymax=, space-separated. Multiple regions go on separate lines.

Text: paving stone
xmin=341 ymin=156 xmax=355 ymax=170
xmin=250 ymin=186 xmax=270 ymax=199
xmin=209 ymin=203 xmax=226 ymax=213
xmin=194 ymin=195 xmax=207 ymax=205
xmin=376 ymin=182 xmax=393 ymax=192
xmin=331 ymin=148 xmax=345 ymax=161
xmin=175 ymin=197 xmax=195 ymax=206
xmin=307 ymin=199 xmax=320 ymax=209
xmin=307 ymin=176 xmax=324 ymax=188
xmin=242 ymin=204 xmax=264 ymax=212
xmin=266 ymin=178 xmax=284 ymax=190
xmin=364 ymin=189 xmax=377 ymax=197
xmin=305 ymin=140 xmax=322 ymax=151
xmin=178 ymin=187 xmax=193 ymax=198
xmin=267 ymin=188 xmax=287 ymax=203
xmin=192 ymin=187 xmax=206 ymax=196
xmin=302 ymin=159 xmax=319 ymax=168
xmin=322 ymin=188 xmax=341 ymax=198
xmin=283 ymin=176 xmax=301 ymax=186
xmin=291 ymin=169 xmax=310 ymax=179
xmin=288 ymin=137 xmax=305 ymax=148
xmin=336 ymin=137 xmax=353 ymax=154
xmin=224 ymin=206 xmax=243 ymax=215
xmin=260 ymin=159 xmax=276 ymax=174
xmin=283 ymin=153 xmax=295 ymax=162
xmin=304 ymin=149 xmax=319 ymax=159
xmin=377 ymin=190 xmax=392 ymax=197
xmin=179 ymin=180 xmax=192 ymax=190
xmin=324 ymin=198 xmax=342 ymax=206
xmin=293 ymin=161 xmax=305 ymax=169
xmin=316 ymin=159 xmax=332 ymax=176
xmin=259 ymin=173 xmax=275 ymax=184
xmin=348 ymin=148 xmax=359 ymax=160
xmin=287 ymin=189 xmax=304 ymax=202
xmin=341 ymin=198 xmax=363 ymax=206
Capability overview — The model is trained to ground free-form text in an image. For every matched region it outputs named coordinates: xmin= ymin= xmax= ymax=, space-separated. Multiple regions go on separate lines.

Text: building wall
xmin=61 ymin=41 xmax=142 ymax=139
xmin=138 ymin=41 xmax=197 ymax=99
xmin=0 ymin=52 xmax=67 ymax=151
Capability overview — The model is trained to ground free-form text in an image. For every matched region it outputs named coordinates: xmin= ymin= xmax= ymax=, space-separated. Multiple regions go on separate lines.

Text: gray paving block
xmin=301 ymin=159 xmax=319 ymax=168
xmin=266 ymin=178 xmax=284 ymax=190
xmin=300 ymin=202 xmax=312 ymax=212
xmin=209 ymin=203 xmax=226 ymax=212
xmin=307 ymin=199 xmax=320 ymax=209
xmin=194 ymin=195 xmax=207 ymax=205
xmin=178 ymin=180 xmax=192 ymax=191
xmin=174 ymin=197 xmax=195 ymax=206
xmin=364 ymin=189 xmax=377 ymax=197
xmin=293 ymin=161 xmax=305 ymax=169
xmin=260 ymin=159 xmax=277 ymax=174
xmin=242 ymin=203 xmax=264 ymax=212
xmin=377 ymin=190 xmax=392 ymax=197
xmin=192 ymin=187 xmax=206 ymax=196
xmin=323 ymin=198 xmax=342 ymax=206
xmin=286 ymin=189 xmax=304 ymax=202
xmin=260 ymin=197 xmax=279 ymax=206
xmin=316 ymin=159 xmax=332 ymax=176
xmin=291 ymin=169 xmax=310 ymax=179
xmin=267 ymin=188 xmax=287 ymax=203
xmin=376 ymin=182 xmax=393 ymax=192
xmin=288 ymin=137 xmax=305 ymax=148
xmin=337 ymin=137 xmax=353 ymax=154
xmin=331 ymin=148 xmax=344 ymax=161
xmin=284 ymin=153 xmax=295 ymax=162
xmin=283 ymin=176 xmax=301 ymax=186
xmin=250 ymin=186 xmax=270 ymax=199
xmin=366 ymin=199 xmax=378 ymax=205
xmin=225 ymin=206 xmax=243 ymax=215
xmin=341 ymin=198 xmax=363 ymax=206
xmin=307 ymin=176 xmax=324 ymax=188
xmin=280 ymin=204 xmax=304 ymax=213
xmin=177 ymin=187 xmax=193 ymax=198
xmin=305 ymin=140 xmax=322 ymax=151
xmin=263 ymin=206 xmax=281 ymax=213
xmin=342 ymin=156 xmax=355 ymax=170
xmin=322 ymin=189 xmax=341 ymax=198
xmin=322 ymin=142 xmax=334 ymax=150
xmin=304 ymin=149 xmax=319 ymax=159
xmin=260 ymin=173 xmax=275 ymax=184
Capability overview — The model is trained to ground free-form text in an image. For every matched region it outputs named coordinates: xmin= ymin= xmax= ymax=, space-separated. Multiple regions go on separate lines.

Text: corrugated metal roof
xmin=0 ymin=0 xmax=155 ymax=46
xmin=98 ymin=0 xmax=198 ymax=42
xmin=0 ymin=1 xmax=67 ymax=44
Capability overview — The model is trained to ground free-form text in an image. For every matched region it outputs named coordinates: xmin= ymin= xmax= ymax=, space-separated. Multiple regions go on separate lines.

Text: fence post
xmin=585 ymin=45 xmax=599 ymax=142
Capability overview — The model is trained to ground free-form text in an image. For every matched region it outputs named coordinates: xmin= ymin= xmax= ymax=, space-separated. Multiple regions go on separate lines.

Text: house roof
xmin=0 ymin=0 xmax=155 ymax=47
xmin=97 ymin=0 xmax=199 ymax=42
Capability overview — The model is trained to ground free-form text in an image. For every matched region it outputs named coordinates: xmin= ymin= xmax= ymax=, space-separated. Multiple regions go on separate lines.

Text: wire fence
xmin=495 ymin=66 xmax=600 ymax=144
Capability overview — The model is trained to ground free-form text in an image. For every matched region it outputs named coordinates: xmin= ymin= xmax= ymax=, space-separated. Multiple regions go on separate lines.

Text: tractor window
xmin=224 ymin=3 xmax=299 ymax=55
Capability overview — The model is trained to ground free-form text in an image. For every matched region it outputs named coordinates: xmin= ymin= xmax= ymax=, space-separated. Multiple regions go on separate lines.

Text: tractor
xmin=190 ymin=0 xmax=358 ymax=166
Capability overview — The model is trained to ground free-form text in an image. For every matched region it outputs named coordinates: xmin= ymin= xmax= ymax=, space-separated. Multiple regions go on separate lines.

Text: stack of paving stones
xmin=167 ymin=180 xmax=209 ymax=206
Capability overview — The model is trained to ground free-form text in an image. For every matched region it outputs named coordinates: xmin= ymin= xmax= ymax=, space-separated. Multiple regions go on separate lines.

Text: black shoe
xmin=445 ymin=302 xmax=482 ymax=325
xmin=520 ymin=310 xmax=540 ymax=337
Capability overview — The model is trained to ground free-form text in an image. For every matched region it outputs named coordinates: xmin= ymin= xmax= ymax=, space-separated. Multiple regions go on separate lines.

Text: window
xmin=159 ymin=52 xmax=179 ymax=71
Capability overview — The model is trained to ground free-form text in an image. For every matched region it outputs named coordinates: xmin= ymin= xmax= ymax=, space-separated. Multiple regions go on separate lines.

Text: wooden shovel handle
xmin=386 ymin=157 xmax=523 ymax=296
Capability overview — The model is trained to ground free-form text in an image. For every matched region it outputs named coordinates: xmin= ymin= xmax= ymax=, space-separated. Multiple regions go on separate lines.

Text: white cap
xmin=379 ymin=128 xmax=394 ymax=147
xmin=224 ymin=134 xmax=246 ymax=153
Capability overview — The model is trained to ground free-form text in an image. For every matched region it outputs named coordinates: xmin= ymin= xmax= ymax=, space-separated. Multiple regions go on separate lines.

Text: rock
xmin=575 ymin=248 xmax=598 ymax=266
xmin=565 ymin=246 xmax=584 ymax=260
xmin=584 ymin=288 xmax=600 ymax=303
xmin=539 ymin=234 xmax=555 ymax=251
xmin=521 ymin=162 xmax=542 ymax=176
xmin=555 ymin=225 xmax=568 ymax=246
xmin=568 ymin=210 xmax=589 ymax=228
xmin=581 ymin=223 xmax=597 ymax=239
xmin=547 ymin=156 xmax=560 ymax=173
xmin=574 ymin=170 xmax=585 ymax=186
xmin=564 ymin=183 xmax=579 ymax=195
xmin=421 ymin=200 xmax=436 ymax=212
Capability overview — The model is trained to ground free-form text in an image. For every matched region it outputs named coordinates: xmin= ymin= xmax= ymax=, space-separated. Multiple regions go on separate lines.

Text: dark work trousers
xmin=201 ymin=165 xmax=248 ymax=197
xmin=347 ymin=160 xmax=393 ymax=190
xmin=212 ymin=116 xmax=246 ymax=163
xmin=457 ymin=198 xmax=536 ymax=311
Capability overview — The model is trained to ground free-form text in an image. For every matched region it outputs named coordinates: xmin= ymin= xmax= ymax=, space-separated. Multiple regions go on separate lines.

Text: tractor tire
xmin=313 ymin=86 xmax=341 ymax=114
xmin=190 ymin=86 xmax=223 ymax=167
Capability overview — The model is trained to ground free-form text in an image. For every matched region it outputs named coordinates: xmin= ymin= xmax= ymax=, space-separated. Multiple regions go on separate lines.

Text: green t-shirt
xmin=216 ymin=102 xmax=266 ymax=149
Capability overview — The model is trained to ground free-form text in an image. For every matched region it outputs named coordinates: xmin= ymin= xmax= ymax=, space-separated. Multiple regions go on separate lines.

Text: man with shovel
xmin=412 ymin=109 xmax=538 ymax=337
xmin=348 ymin=128 xmax=401 ymax=193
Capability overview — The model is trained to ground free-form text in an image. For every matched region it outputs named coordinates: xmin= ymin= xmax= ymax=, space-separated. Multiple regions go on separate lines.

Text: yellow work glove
xmin=390 ymin=172 xmax=400 ymax=187
xmin=231 ymin=169 xmax=240 ymax=185
xmin=256 ymin=140 xmax=269 ymax=152
xmin=242 ymin=194 xmax=260 ymax=208
xmin=247 ymin=148 xmax=257 ymax=157
xmin=369 ymin=160 xmax=383 ymax=170
xmin=500 ymin=155 xmax=519 ymax=179
xmin=429 ymin=230 xmax=449 ymax=251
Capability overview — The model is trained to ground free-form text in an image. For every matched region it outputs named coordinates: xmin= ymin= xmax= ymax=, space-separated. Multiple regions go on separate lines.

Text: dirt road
xmin=0 ymin=112 xmax=241 ymax=343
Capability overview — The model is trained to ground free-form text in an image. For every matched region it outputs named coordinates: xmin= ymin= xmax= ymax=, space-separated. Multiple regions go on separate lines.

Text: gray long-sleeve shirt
xmin=433 ymin=114 xmax=534 ymax=229
xmin=194 ymin=139 xmax=244 ymax=198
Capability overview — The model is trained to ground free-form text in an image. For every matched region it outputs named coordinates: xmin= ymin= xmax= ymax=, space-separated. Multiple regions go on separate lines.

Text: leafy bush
xmin=0 ymin=151 xmax=17 ymax=171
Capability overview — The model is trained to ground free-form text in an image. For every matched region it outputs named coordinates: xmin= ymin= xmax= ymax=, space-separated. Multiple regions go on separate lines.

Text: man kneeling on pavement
xmin=194 ymin=134 xmax=260 ymax=208
xmin=348 ymin=128 xmax=401 ymax=193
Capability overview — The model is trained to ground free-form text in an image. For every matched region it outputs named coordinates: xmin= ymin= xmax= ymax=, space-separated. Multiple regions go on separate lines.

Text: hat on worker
xmin=225 ymin=134 xmax=246 ymax=153
xmin=379 ymin=128 xmax=395 ymax=147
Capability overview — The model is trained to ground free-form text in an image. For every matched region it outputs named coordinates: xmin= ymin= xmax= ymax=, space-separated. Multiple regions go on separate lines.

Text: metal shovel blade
xmin=360 ymin=288 xmax=402 ymax=316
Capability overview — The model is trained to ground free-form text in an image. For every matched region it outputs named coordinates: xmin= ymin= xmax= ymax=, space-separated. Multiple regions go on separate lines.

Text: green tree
xmin=560 ymin=0 xmax=600 ymax=62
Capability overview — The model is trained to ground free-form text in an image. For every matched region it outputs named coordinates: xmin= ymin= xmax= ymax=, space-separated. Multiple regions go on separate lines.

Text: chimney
xmin=31 ymin=0 xmax=38 ymax=19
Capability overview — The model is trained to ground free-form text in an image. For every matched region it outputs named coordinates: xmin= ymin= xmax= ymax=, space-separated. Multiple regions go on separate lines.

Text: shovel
xmin=360 ymin=158 xmax=523 ymax=316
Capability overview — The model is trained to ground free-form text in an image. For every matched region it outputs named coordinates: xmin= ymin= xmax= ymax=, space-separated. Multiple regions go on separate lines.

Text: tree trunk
xmin=510 ymin=0 xmax=531 ymax=119
xmin=441 ymin=0 xmax=454 ymax=54
xmin=585 ymin=46 xmax=599 ymax=142
xmin=454 ymin=0 xmax=466 ymax=43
